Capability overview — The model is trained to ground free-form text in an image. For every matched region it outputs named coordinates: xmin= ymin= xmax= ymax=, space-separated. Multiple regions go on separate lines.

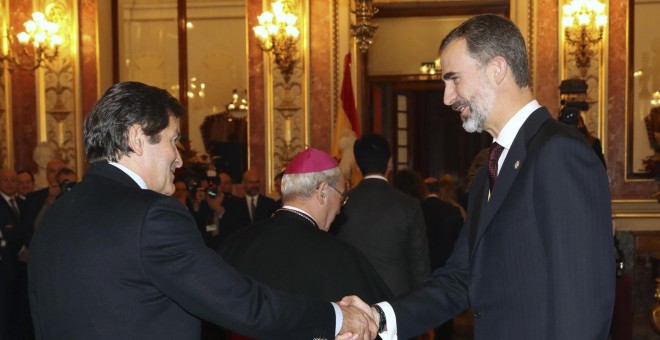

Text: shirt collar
xmin=493 ymin=100 xmax=541 ymax=149
xmin=363 ymin=174 xmax=388 ymax=182
xmin=0 ymin=192 xmax=15 ymax=203
xmin=109 ymin=162 xmax=148 ymax=189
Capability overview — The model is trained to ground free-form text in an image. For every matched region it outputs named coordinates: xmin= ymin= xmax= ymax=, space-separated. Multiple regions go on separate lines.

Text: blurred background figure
xmin=16 ymin=171 xmax=35 ymax=200
xmin=437 ymin=174 xmax=467 ymax=221
xmin=422 ymin=176 xmax=465 ymax=340
xmin=392 ymin=169 xmax=427 ymax=201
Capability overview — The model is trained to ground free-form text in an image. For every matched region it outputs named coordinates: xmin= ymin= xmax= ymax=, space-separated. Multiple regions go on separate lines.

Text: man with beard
xmin=216 ymin=169 xmax=279 ymax=244
xmin=341 ymin=14 xmax=614 ymax=340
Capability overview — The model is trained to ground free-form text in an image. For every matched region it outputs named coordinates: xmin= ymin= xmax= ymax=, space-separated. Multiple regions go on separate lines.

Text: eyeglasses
xmin=328 ymin=184 xmax=349 ymax=206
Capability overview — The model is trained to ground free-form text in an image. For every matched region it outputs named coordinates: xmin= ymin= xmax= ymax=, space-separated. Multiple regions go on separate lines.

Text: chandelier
xmin=0 ymin=12 xmax=63 ymax=71
xmin=351 ymin=0 xmax=378 ymax=54
xmin=562 ymin=0 xmax=607 ymax=73
xmin=253 ymin=0 xmax=299 ymax=83
xmin=225 ymin=89 xmax=248 ymax=121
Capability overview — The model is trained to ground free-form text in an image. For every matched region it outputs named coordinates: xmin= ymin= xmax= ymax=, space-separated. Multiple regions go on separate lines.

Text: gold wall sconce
xmin=562 ymin=0 xmax=607 ymax=74
xmin=1 ymin=11 xmax=62 ymax=71
xmin=253 ymin=0 xmax=300 ymax=83
xmin=351 ymin=0 xmax=378 ymax=54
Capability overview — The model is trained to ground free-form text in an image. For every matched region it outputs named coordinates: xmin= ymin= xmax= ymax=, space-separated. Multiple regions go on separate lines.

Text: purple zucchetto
xmin=285 ymin=148 xmax=338 ymax=174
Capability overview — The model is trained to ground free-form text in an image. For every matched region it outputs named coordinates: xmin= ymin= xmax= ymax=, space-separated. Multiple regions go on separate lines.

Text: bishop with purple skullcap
xmin=285 ymin=148 xmax=338 ymax=174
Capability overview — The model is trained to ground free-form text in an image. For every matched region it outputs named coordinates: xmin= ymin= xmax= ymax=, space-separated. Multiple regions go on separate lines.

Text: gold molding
xmin=0 ymin=0 xmax=12 ymax=168
xmin=264 ymin=0 xmax=310 ymax=190
xmin=558 ymin=0 xmax=608 ymax=145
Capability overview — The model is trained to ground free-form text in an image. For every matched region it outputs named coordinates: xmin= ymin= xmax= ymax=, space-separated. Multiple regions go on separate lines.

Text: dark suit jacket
xmin=332 ymin=178 xmax=430 ymax=297
xmin=217 ymin=194 xmax=278 ymax=243
xmin=22 ymin=188 xmax=49 ymax=242
xmin=390 ymin=107 xmax=615 ymax=339
xmin=421 ymin=196 xmax=464 ymax=270
xmin=220 ymin=209 xmax=393 ymax=304
xmin=28 ymin=163 xmax=335 ymax=340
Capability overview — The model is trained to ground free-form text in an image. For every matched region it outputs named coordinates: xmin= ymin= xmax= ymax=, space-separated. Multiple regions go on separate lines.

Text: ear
xmin=127 ymin=124 xmax=145 ymax=157
xmin=490 ymin=56 xmax=508 ymax=85
xmin=317 ymin=181 xmax=329 ymax=205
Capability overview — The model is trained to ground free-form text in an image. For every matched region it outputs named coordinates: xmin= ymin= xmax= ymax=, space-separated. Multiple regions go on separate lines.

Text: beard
xmin=453 ymin=77 xmax=496 ymax=133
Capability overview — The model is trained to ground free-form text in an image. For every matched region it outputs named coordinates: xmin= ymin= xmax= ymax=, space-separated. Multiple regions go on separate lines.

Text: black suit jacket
xmin=333 ymin=178 xmax=430 ymax=297
xmin=217 ymin=194 xmax=278 ymax=243
xmin=421 ymin=196 xmax=464 ymax=270
xmin=390 ymin=107 xmax=615 ymax=339
xmin=28 ymin=163 xmax=335 ymax=339
xmin=220 ymin=209 xmax=393 ymax=304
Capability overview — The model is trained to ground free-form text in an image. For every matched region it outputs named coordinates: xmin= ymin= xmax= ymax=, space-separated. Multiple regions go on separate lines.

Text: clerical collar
xmin=278 ymin=205 xmax=319 ymax=229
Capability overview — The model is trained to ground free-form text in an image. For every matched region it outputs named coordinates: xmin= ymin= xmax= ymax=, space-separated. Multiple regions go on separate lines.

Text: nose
xmin=443 ymin=83 xmax=456 ymax=106
xmin=174 ymin=148 xmax=183 ymax=168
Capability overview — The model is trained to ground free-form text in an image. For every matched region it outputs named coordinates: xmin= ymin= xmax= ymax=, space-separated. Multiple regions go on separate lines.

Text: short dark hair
xmin=84 ymin=82 xmax=184 ymax=163
xmin=17 ymin=170 xmax=34 ymax=182
xmin=440 ymin=14 xmax=530 ymax=88
xmin=56 ymin=168 xmax=76 ymax=181
xmin=353 ymin=134 xmax=390 ymax=175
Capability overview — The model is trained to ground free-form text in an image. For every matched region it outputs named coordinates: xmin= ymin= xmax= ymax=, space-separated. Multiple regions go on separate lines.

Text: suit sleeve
xmin=407 ymin=204 xmax=431 ymax=288
xmin=390 ymin=224 xmax=470 ymax=339
xmin=139 ymin=197 xmax=336 ymax=339
xmin=534 ymin=135 xmax=614 ymax=339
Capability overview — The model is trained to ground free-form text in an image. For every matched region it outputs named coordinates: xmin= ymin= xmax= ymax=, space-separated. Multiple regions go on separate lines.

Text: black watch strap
xmin=372 ymin=304 xmax=386 ymax=333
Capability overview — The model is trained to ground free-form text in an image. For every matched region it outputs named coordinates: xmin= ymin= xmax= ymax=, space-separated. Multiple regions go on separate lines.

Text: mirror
xmin=114 ymin=0 xmax=248 ymax=166
xmin=629 ymin=0 xmax=660 ymax=179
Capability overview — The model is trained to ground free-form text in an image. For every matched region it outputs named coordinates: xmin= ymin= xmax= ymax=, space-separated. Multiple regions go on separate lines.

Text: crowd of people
xmin=2 ymin=14 xmax=619 ymax=340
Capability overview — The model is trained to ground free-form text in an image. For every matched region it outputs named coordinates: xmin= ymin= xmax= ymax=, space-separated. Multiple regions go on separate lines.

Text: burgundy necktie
xmin=488 ymin=142 xmax=504 ymax=191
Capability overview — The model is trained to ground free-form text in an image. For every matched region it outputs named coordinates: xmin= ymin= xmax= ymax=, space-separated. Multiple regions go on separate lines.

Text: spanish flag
xmin=332 ymin=53 xmax=362 ymax=187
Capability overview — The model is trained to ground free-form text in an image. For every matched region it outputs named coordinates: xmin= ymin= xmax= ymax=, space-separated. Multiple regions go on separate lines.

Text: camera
xmin=206 ymin=186 xmax=218 ymax=198
xmin=558 ymin=79 xmax=589 ymax=126
xmin=60 ymin=180 xmax=76 ymax=193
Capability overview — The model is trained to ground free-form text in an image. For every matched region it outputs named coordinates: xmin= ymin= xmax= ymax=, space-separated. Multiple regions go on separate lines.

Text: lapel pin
xmin=514 ymin=160 xmax=520 ymax=169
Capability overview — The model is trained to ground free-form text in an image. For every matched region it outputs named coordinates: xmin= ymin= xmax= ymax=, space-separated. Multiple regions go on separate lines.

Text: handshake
xmin=336 ymin=296 xmax=385 ymax=340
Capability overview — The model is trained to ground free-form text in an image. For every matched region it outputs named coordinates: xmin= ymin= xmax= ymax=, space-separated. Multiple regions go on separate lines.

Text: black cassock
xmin=219 ymin=209 xmax=392 ymax=304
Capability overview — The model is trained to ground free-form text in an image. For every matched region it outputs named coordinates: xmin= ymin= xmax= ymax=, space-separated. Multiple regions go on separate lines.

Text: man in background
xmin=16 ymin=170 xmax=35 ymax=200
xmin=218 ymin=169 xmax=278 ymax=243
xmin=332 ymin=133 xmax=430 ymax=298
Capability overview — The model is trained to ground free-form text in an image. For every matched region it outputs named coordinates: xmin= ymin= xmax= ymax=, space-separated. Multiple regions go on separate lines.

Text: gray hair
xmin=281 ymin=167 xmax=342 ymax=202
xmin=439 ymin=14 xmax=530 ymax=88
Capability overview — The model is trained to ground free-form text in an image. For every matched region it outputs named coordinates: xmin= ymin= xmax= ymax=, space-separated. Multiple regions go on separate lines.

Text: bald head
xmin=0 ymin=168 xmax=18 ymax=196
xmin=243 ymin=169 xmax=260 ymax=196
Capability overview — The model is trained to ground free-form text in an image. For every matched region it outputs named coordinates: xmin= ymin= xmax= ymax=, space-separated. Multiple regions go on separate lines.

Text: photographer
xmin=33 ymin=168 xmax=78 ymax=232
xmin=558 ymin=105 xmax=607 ymax=169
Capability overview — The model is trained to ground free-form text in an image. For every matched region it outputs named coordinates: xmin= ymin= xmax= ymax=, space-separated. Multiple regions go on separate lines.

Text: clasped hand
xmin=335 ymin=295 xmax=379 ymax=340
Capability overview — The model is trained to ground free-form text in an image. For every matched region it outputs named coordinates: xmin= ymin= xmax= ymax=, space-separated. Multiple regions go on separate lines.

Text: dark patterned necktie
xmin=9 ymin=197 xmax=19 ymax=218
xmin=249 ymin=197 xmax=256 ymax=223
xmin=488 ymin=142 xmax=504 ymax=191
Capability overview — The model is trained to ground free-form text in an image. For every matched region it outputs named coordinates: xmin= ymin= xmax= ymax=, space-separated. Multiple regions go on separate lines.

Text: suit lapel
xmin=469 ymin=108 xmax=551 ymax=257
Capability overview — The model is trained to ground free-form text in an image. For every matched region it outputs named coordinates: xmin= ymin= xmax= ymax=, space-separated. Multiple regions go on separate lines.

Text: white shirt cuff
xmin=377 ymin=301 xmax=398 ymax=340
xmin=331 ymin=302 xmax=342 ymax=336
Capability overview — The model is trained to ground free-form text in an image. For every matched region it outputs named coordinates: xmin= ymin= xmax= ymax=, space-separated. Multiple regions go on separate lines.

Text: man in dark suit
xmin=22 ymin=159 xmax=66 ymax=238
xmin=341 ymin=14 xmax=614 ymax=339
xmin=332 ymin=134 xmax=430 ymax=298
xmin=28 ymin=81 xmax=375 ymax=340
xmin=217 ymin=168 xmax=278 ymax=243
xmin=0 ymin=167 xmax=31 ymax=339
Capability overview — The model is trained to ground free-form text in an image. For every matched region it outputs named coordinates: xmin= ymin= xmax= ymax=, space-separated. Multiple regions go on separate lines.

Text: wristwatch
xmin=372 ymin=304 xmax=386 ymax=333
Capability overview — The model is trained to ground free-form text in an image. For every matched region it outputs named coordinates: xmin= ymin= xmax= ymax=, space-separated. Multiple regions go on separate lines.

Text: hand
xmin=207 ymin=192 xmax=225 ymax=214
xmin=339 ymin=295 xmax=379 ymax=326
xmin=337 ymin=302 xmax=377 ymax=339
